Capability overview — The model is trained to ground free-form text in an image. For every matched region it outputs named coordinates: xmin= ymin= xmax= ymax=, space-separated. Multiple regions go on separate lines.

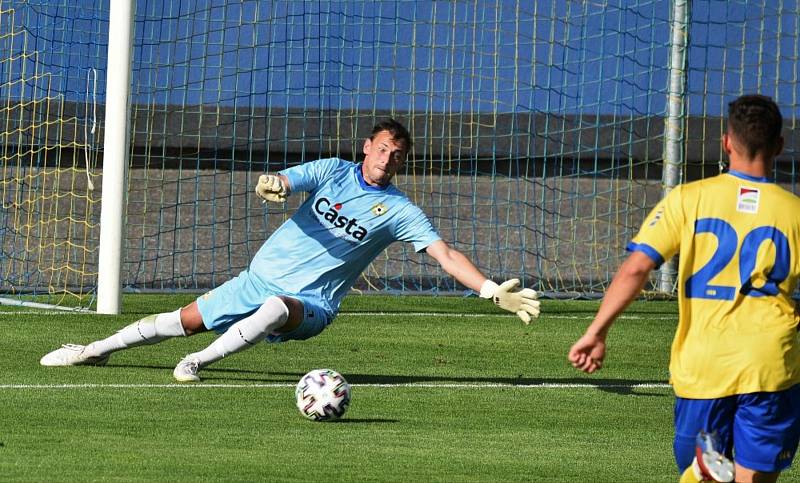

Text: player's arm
xmin=568 ymin=250 xmax=655 ymax=373
xmin=425 ymin=240 xmax=540 ymax=324
xmin=255 ymin=173 xmax=291 ymax=202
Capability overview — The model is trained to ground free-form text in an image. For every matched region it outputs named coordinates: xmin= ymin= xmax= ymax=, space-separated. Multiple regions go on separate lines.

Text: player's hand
xmin=481 ymin=278 xmax=540 ymax=324
xmin=256 ymin=174 xmax=288 ymax=202
xmin=568 ymin=333 xmax=606 ymax=373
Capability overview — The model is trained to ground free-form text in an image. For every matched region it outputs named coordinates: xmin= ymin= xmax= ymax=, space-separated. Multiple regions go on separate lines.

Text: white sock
xmin=190 ymin=296 xmax=289 ymax=367
xmin=85 ymin=309 xmax=185 ymax=357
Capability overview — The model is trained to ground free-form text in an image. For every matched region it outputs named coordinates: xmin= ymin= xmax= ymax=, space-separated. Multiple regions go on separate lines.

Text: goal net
xmin=1 ymin=0 xmax=798 ymax=309
xmin=0 ymin=3 xmax=104 ymax=308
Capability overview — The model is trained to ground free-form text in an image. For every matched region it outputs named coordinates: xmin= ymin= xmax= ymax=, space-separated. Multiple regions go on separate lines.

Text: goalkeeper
xmin=41 ymin=119 xmax=540 ymax=382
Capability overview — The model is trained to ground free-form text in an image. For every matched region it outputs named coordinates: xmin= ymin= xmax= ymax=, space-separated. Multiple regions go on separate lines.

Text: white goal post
xmin=96 ymin=0 xmax=135 ymax=314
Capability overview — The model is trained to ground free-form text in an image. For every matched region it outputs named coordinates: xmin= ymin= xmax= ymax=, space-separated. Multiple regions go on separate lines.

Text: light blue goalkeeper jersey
xmin=248 ymin=157 xmax=441 ymax=316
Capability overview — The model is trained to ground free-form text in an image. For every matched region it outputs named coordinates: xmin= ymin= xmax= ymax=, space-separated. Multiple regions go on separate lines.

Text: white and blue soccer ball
xmin=295 ymin=368 xmax=352 ymax=421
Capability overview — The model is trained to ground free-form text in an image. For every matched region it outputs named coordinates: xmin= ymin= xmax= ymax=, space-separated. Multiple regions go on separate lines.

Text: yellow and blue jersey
xmin=630 ymin=170 xmax=800 ymax=398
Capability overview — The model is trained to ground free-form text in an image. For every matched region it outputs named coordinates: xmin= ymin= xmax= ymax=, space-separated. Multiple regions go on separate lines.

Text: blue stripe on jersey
xmin=728 ymin=170 xmax=771 ymax=183
xmin=626 ymin=241 xmax=665 ymax=268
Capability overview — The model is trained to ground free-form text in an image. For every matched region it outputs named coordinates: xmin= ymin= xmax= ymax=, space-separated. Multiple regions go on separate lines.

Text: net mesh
xmin=0 ymin=0 xmax=798 ymax=307
xmin=0 ymin=4 xmax=105 ymax=306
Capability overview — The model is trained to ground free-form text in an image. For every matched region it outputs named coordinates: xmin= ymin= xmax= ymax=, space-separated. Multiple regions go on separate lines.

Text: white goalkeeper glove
xmin=256 ymin=174 xmax=288 ymax=202
xmin=480 ymin=278 xmax=540 ymax=324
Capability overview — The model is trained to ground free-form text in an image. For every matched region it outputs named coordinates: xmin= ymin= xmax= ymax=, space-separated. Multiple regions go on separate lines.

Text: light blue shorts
xmin=195 ymin=269 xmax=333 ymax=342
xmin=674 ymin=384 xmax=800 ymax=473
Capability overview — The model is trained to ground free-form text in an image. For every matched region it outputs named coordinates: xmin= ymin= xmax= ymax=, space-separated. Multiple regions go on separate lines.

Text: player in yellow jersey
xmin=569 ymin=95 xmax=800 ymax=483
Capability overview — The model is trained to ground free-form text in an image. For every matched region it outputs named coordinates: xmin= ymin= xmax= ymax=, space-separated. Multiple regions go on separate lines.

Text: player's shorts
xmin=196 ymin=269 xmax=334 ymax=342
xmin=673 ymin=384 xmax=800 ymax=473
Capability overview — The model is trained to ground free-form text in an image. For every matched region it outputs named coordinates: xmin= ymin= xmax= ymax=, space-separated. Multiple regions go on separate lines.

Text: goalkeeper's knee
xmin=235 ymin=296 xmax=290 ymax=343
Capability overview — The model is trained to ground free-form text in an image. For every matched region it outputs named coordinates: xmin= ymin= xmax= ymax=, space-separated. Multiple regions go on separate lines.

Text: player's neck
xmin=728 ymin=156 xmax=772 ymax=179
xmin=359 ymin=163 xmax=392 ymax=188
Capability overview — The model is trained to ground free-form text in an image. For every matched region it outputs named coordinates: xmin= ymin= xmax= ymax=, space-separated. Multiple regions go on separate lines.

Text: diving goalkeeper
xmin=41 ymin=118 xmax=540 ymax=382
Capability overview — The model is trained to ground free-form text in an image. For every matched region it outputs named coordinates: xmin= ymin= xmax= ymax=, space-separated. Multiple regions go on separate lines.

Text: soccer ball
xmin=295 ymin=368 xmax=352 ymax=421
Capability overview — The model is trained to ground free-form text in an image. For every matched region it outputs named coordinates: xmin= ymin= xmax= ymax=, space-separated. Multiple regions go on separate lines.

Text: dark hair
xmin=370 ymin=118 xmax=413 ymax=151
xmin=727 ymin=94 xmax=783 ymax=158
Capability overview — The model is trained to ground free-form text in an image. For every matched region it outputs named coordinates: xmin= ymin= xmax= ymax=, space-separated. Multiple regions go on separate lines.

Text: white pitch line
xmin=0 ymin=382 xmax=671 ymax=390
xmin=342 ymin=312 xmax=677 ymax=320
xmin=0 ymin=310 xmax=677 ymax=321
xmin=0 ymin=310 xmax=91 ymax=316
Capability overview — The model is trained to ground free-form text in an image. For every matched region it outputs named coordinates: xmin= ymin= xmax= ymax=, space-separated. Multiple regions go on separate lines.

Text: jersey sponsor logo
xmin=313 ymin=197 xmax=367 ymax=241
xmin=737 ymin=186 xmax=759 ymax=214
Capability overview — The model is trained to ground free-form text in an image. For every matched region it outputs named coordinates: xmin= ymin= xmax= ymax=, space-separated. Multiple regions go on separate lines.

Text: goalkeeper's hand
xmin=480 ymin=278 xmax=540 ymax=324
xmin=256 ymin=174 xmax=288 ymax=202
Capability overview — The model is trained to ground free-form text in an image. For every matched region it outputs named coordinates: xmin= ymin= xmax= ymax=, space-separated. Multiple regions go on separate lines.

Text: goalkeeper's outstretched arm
xmin=425 ymin=240 xmax=540 ymax=324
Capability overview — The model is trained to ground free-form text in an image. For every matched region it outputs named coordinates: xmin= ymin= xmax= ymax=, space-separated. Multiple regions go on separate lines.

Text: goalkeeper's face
xmin=362 ymin=130 xmax=408 ymax=187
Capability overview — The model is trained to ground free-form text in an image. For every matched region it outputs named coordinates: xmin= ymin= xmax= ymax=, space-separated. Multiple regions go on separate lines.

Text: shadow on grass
xmin=325 ymin=418 xmax=400 ymax=424
xmin=104 ymin=364 xmax=668 ymax=396
xmin=219 ymin=369 xmax=668 ymax=396
xmin=344 ymin=373 xmax=669 ymax=397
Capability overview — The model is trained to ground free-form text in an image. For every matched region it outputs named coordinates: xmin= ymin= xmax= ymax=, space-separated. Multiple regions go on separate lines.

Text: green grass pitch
xmin=1 ymin=295 xmax=795 ymax=481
